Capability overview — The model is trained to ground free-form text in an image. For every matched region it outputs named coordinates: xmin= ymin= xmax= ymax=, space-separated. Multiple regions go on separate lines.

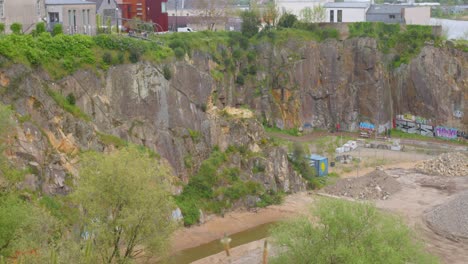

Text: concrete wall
xmin=0 ymin=0 xmax=45 ymax=33
xmin=404 ymin=6 xmax=430 ymax=25
xmin=366 ymin=13 xmax=404 ymax=23
xmin=325 ymin=8 xmax=367 ymax=23
xmin=276 ymin=0 xmax=332 ymax=18
xmin=46 ymin=4 xmax=96 ymax=35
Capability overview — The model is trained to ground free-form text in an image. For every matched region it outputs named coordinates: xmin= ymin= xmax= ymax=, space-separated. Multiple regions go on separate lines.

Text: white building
xmin=276 ymin=0 xmax=333 ymax=19
xmin=324 ymin=2 xmax=370 ymax=23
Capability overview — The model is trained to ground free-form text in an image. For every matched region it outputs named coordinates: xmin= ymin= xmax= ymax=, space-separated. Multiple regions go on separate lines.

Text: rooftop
xmin=366 ymin=4 xmax=413 ymax=14
xmin=324 ymin=2 xmax=370 ymax=8
xmin=45 ymin=0 xmax=96 ymax=5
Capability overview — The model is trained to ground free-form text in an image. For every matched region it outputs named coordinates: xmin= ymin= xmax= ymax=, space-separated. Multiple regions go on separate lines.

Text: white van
xmin=177 ymin=27 xmax=195 ymax=32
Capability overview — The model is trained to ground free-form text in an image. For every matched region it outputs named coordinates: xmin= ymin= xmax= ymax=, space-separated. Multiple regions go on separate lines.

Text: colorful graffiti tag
xmin=435 ymin=126 xmax=458 ymax=139
xmin=359 ymin=122 xmax=375 ymax=131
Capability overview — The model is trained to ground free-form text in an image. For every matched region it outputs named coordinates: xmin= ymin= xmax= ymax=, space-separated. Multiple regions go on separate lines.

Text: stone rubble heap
xmin=425 ymin=190 xmax=468 ymax=242
xmin=323 ymin=170 xmax=401 ymax=200
xmin=416 ymin=152 xmax=468 ymax=177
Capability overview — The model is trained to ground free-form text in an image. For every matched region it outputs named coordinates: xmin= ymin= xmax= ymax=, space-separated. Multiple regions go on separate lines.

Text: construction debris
xmin=416 ymin=152 xmax=468 ymax=177
xmin=322 ymin=170 xmax=401 ymax=200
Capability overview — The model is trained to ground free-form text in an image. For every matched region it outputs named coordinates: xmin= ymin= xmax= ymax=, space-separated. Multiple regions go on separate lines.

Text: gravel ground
xmin=425 ymin=190 xmax=468 ymax=242
xmin=322 ymin=170 xmax=401 ymax=200
xmin=416 ymin=152 xmax=468 ymax=177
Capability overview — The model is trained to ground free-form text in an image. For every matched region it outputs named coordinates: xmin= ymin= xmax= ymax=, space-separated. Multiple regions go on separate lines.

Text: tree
xmin=35 ymin=22 xmax=46 ymax=34
xmin=192 ymin=0 xmax=233 ymax=31
xmin=270 ymin=198 xmax=438 ymax=264
xmin=300 ymin=6 xmax=326 ymax=23
xmin=277 ymin=13 xmax=297 ymax=28
xmin=10 ymin=23 xmax=22 ymax=34
xmin=241 ymin=10 xmax=261 ymax=38
xmin=262 ymin=1 xmax=279 ymax=27
xmin=52 ymin=24 xmax=63 ymax=36
xmin=72 ymin=146 xmax=176 ymax=263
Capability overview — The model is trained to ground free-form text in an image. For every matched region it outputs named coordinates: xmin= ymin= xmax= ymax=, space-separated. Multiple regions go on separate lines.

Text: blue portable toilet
xmin=307 ymin=154 xmax=328 ymax=177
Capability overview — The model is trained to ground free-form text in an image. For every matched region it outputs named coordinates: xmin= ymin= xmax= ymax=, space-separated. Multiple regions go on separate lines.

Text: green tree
xmin=278 ymin=13 xmax=297 ymax=28
xmin=300 ymin=6 xmax=326 ymax=23
xmin=262 ymin=1 xmax=279 ymax=27
xmin=10 ymin=23 xmax=22 ymax=34
xmin=271 ymin=198 xmax=438 ymax=264
xmin=35 ymin=22 xmax=46 ymax=34
xmin=52 ymin=24 xmax=63 ymax=36
xmin=240 ymin=10 xmax=260 ymax=38
xmin=72 ymin=146 xmax=176 ymax=263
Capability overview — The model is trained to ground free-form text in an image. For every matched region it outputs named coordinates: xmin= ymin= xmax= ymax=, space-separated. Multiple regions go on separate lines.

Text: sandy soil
xmin=169 ymin=192 xmax=314 ymax=254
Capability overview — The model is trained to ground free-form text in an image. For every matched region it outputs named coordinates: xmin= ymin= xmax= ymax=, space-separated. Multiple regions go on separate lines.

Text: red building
xmin=117 ymin=0 xmax=168 ymax=32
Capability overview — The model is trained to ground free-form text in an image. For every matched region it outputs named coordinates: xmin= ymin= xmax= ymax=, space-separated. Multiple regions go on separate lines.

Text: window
xmin=36 ymin=0 xmax=42 ymax=16
xmin=0 ymin=0 xmax=4 ymax=18
xmin=68 ymin=10 xmax=72 ymax=26
xmin=161 ymin=2 xmax=167 ymax=13
xmin=49 ymin=12 xmax=59 ymax=22
xmin=83 ymin=9 xmax=86 ymax=25
xmin=87 ymin=10 xmax=90 ymax=26
xmin=389 ymin=14 xmax=396 ymax=19
xmin=337 ymin=10 xmax=342 ymax=22
xmin=330 ymin=10 xmax=334 ymax=23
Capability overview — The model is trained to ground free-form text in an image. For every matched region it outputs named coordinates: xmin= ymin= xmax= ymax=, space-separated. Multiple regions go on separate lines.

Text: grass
xmin=45 ymin=86 xmax=91 ymax=121
xmin=264 ymin=126 xmax=300 ymax=136
xmin=96 ymin=132 xmax=128 ymax=148
xmin=391 ymin=129 xmax=468 ymax=146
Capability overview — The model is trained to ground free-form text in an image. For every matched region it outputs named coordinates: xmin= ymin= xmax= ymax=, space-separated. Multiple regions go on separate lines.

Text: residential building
xmin=45 ymin=0 xmax=97 ymax=35
xmin=324 ymin=2 xmax=370 ymax=23
xmin=0 ymin=0 xmax=46 ymax=33
xmin=88 ymin=0 xmax=120 ymax=27
xmin=366 ymin=5 xmax=430 ymax=25
xmin=403 ymin=6 xmax=430 ymax=25
xmin=117 ymin=0 xmax=168 ymax=32
xmin=276 ymin=0 xmax=333 ymax=20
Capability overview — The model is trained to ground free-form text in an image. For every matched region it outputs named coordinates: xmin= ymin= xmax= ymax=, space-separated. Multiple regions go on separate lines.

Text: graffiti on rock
xmin=435 ymin=126 xmax=458 ymax=140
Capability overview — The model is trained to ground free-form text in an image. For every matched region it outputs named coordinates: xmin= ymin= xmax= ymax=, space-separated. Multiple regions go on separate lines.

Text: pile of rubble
xmin=416 ymin=152 xmax=468 ymax=177
xmin=425 ymin=191 xmax=468 ymax=242
xmin=323 ymin=170 xmax=401 ymax=200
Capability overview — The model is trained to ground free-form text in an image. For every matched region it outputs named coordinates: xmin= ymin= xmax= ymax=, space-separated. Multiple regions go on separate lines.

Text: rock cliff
xmin=0 ymin=38 xmax=466 ymax=195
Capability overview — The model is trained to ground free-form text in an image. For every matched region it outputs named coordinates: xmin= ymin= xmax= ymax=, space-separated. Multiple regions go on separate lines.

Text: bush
xmin=102 ymin=52 xmax=112 ymax=65
xmin=163 ymin=65 xmax=172 ymax=80
xmin=52 ymin=24 xmax=63 ymax=36
xmin=10 ymin=23 xmax=22 ymax=34
xmin=35 ymin=22 xmax=46 ymax=34
xmin=0 ymin=23 xmax=4 ymax=34
xmin=241 ymin=10 xmax=261 ymax=38
xmin=66 ymin=93 xmax=76 ymax=105
xmin=173 ymin=47 xmax=185 ymax=59
xmin=117 ymin=52 xmax=125 ymax=63
xmin=129 ymin=48 xmax=141 ymax=63
xmin=236 ymin=74 xmax=245 ymax=85
xmin=271 ymin=198 xmax=438 ymax=264
xmin=278 ymin=13 xmax=297 ymax=28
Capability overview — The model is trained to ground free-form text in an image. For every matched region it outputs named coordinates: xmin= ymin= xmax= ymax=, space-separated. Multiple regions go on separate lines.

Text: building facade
xmin=403 ymin=6 xmax=430 ymax=25
xmin=88 ymin=0 xmax=120 ymax=27
xmin=45 ymin=0 xmax=97 ymax=35
xmin=324 ymin=2 xmax=370 ymax=23
xmin=366 ymin=5 xmax=431 ymax=25
xmin=117 ymin=0 xmax=168 ymax=32
xmin=276 ymin=0 xmax=333 ymax=20
xmin=0 ymin=0 xmax=46 ymax=33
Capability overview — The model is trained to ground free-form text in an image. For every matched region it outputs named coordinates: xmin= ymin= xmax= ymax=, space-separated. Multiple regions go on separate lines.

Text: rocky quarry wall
xmin=0 ymin=38 xmax=466 ymax=195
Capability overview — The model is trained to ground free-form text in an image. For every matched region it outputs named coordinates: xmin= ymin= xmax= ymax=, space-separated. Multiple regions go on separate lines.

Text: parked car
xmin=177 ymin=27 xmax=195 ymax=32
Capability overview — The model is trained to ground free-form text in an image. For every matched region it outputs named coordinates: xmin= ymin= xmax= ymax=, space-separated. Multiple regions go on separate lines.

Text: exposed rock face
xmin=0 ymin=39 xmax=465 ymax=195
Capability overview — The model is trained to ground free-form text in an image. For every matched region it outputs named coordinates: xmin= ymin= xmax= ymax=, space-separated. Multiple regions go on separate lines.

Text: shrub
xmin=236 ymin=74 xmax=245 ymax=85
xmin=0 ymin=23 xmax=5 ymax=34
xmin=52 ymin=24 xmax=63 ymax=36
xmin=117 ymin=52 xmax=125 ymax=63
xmin=102 ymin=52 xmax=112 ymax=65
xmin=35 ymin=22 xmax=46 ymax=34
xmin=10 ymin=23 xmax=22 ymax=34
xmin=271 ymin=198 xmax=438 ymax=264
xmin=66 ymin=93 xmax=76 ymax=105
xmin=278 ymin=13 xmax=297 ymax=28
xmin=129 ymin=48 xmax=141 ymax=63
xmin=163 ymin=65 xmax=172 ymax=80
xmin=173 ymin=47 xmax=185 ymax=59
xmin=240 ymin=10 xmax=261 ymax=38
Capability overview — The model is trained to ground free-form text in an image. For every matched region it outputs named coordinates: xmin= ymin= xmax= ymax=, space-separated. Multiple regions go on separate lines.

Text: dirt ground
xmin=169 ymin=134 xmax=468 ymax=263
